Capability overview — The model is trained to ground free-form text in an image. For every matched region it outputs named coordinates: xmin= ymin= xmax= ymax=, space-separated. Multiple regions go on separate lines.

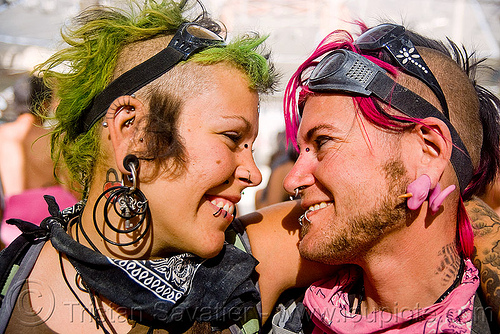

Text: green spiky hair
xmin=35 ymin=0 xmax=277 ymax=195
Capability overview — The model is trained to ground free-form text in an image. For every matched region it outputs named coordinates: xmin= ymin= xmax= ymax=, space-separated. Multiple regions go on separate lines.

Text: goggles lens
xmin=309 ymin=49 xmax=381 ymax=96
xmin=355 ymin=23 xmax=449 ymax=118
xmin=186 ymin=24 xmax=222 ymax=40
xmin=355 ymin=24 xmax=404 ymax=49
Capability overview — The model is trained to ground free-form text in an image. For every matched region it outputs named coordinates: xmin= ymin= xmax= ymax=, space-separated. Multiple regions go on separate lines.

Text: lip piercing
xmin=298 ymin=209 xmax=312 ymax=227
xmin=213 ymin=207 xmax=223 ymax=217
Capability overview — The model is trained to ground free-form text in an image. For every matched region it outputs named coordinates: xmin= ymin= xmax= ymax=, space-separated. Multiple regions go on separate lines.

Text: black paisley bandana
xmin=8 ymin=195 xmax=260 ymax=331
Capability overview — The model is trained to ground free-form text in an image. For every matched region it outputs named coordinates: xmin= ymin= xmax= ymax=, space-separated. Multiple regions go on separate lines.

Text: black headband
xmin=79 ymin=23 xmax=225 ymax=134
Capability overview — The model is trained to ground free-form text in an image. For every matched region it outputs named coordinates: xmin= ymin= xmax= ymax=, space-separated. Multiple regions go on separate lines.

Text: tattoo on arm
xmin=467 ymin=197 xmax=500 ymax=323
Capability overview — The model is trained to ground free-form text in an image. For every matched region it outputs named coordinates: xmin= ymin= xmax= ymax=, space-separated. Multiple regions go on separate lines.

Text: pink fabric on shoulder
xmin=1 ymin=185 xmax=78 ymax=246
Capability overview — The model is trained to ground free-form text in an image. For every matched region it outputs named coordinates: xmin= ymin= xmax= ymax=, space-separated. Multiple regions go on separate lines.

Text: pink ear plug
xmin=398 ymin=174 xmax=455 ymax=213
xmin=404 ymin=174 xmax=431 ymax=210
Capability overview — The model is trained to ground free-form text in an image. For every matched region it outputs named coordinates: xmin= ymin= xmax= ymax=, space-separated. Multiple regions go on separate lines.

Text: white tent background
xmin=0 ymin=0 xmax=498 ymax=213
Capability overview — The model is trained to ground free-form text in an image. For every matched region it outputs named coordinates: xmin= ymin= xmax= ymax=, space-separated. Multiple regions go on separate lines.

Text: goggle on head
xmin=285 ymin=23 xmax=472 ymax=194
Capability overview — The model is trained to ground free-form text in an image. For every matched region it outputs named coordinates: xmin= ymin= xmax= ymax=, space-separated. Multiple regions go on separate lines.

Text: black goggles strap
xmin=79 ymin=23 xmax=225 ymax=134
xmin=367 ymin=72 xmax=473 ymax=192
xmin=81 ymin=47 xmax=184 ymax=133
xmin=355 ymin=24 xmax=449 ymax=118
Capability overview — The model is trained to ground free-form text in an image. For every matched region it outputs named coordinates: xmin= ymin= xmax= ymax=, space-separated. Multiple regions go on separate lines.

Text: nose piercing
xmin=298 ymin=209 xmax=312 ymax=227
xmin=290 ymin=186 xmax=305 ymax=201
xmin=247 ymin=170 xmax=251 ymax=183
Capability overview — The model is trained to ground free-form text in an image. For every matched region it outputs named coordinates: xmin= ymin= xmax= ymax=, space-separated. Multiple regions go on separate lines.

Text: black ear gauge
xmin=123 ymin=154 xmax=139 ymax=173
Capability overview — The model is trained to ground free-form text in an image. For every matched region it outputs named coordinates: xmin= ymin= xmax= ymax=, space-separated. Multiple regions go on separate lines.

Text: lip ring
xmin=213 ymin=207 xmax=223 ymax=217
xmin=299 ymin=209 xmax=312 ymax=226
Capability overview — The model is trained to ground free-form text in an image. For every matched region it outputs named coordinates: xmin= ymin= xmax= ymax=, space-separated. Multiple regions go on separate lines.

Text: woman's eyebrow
xmin=221 ymin=115 xmax=252 ymax=131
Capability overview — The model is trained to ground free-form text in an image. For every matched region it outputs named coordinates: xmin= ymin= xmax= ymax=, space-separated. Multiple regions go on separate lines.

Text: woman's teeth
xmin=211 ymin=200 xmax=235 ymax=217
xmin=308 ymin=201 xmax=332 ymax=212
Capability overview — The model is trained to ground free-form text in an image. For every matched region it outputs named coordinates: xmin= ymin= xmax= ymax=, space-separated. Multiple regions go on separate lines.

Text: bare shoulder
xmin=465 ymin=196 xmax=500 ymax=324
xmin=239 ymin=201 xmax=339 ymax=322
xmin=240 ymin=200 xmax=303 ymax=230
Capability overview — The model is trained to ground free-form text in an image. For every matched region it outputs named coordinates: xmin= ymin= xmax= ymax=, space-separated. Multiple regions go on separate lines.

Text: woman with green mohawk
xmin=0 ymin=0 xmax=281 ymax=332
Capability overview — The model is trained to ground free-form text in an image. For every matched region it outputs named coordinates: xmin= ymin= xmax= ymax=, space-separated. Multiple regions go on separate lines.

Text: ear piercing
xmin=124 ymin=117 xmax=135 ymax=127
xmin=102 ymin=121 xmax=108 ymax=128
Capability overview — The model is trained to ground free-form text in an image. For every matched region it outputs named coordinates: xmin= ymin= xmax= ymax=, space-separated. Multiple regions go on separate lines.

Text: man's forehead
xmin=298 ymin=94 xmax=357 ymax=138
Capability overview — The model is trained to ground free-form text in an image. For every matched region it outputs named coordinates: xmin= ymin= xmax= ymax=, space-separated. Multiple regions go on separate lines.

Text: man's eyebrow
xmin=305 ymin=124 xmax=338 ymax=142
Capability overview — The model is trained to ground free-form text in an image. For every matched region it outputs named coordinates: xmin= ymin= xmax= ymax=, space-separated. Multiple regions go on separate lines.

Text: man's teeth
xmin=211 ymin=199 xmax=235 ymax=216
xmin=308 ymin=201 xmax=332 ymax=212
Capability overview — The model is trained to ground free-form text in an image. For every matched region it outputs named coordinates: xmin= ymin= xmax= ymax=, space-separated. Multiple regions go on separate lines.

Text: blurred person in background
xmin=0 ymin=74 xmax=77 ymax=247
xmin=255 ymin=130 xmax=298 ymax=209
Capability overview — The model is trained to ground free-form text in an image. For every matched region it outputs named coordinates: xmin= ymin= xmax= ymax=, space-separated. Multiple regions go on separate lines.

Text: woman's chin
xmin=192 ymin=236 xmax=226 ymax=259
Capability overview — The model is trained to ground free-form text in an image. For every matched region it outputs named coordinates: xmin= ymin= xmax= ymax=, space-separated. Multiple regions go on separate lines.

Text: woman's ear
xmin=105 ymin=95 xmax=146 ymax=174
xmin=412 ymin=117 xmax=453 ymax=188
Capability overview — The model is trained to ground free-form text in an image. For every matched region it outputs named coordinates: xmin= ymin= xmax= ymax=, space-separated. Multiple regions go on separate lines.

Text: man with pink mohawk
xmin=247 ymin=23 xmax=500 ymax=333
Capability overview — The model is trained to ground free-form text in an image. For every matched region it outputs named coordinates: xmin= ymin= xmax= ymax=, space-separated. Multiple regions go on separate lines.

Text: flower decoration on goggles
xmin=79 ymin=23 xmax=226 ymax=134
xmin=355 ymin=23 xmax=449 ymax=118
xmin=307 ymin=49 xmax=473 ymax=193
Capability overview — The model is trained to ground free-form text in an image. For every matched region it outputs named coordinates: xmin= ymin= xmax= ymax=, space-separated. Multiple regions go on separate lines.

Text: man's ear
xmin=411 ymin=117 xmax=453 ymax=188
xmin=106 ymin=95 xmax=145 ymax=175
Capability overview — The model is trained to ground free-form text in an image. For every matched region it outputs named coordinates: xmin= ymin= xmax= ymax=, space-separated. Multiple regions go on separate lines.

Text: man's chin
xmin=298 ymin=237 xmax=322 ymax=263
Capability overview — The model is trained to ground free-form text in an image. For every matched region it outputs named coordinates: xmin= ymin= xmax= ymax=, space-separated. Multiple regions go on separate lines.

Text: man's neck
xmin=355 ymin=219 xmax=461 ymax=315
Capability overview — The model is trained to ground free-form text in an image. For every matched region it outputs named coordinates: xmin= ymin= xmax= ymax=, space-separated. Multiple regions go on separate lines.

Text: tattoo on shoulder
xmin=467 ymin=197 xmax=500 ymax=320
xmin=465 ymin=197 xmax=500 ymax=237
